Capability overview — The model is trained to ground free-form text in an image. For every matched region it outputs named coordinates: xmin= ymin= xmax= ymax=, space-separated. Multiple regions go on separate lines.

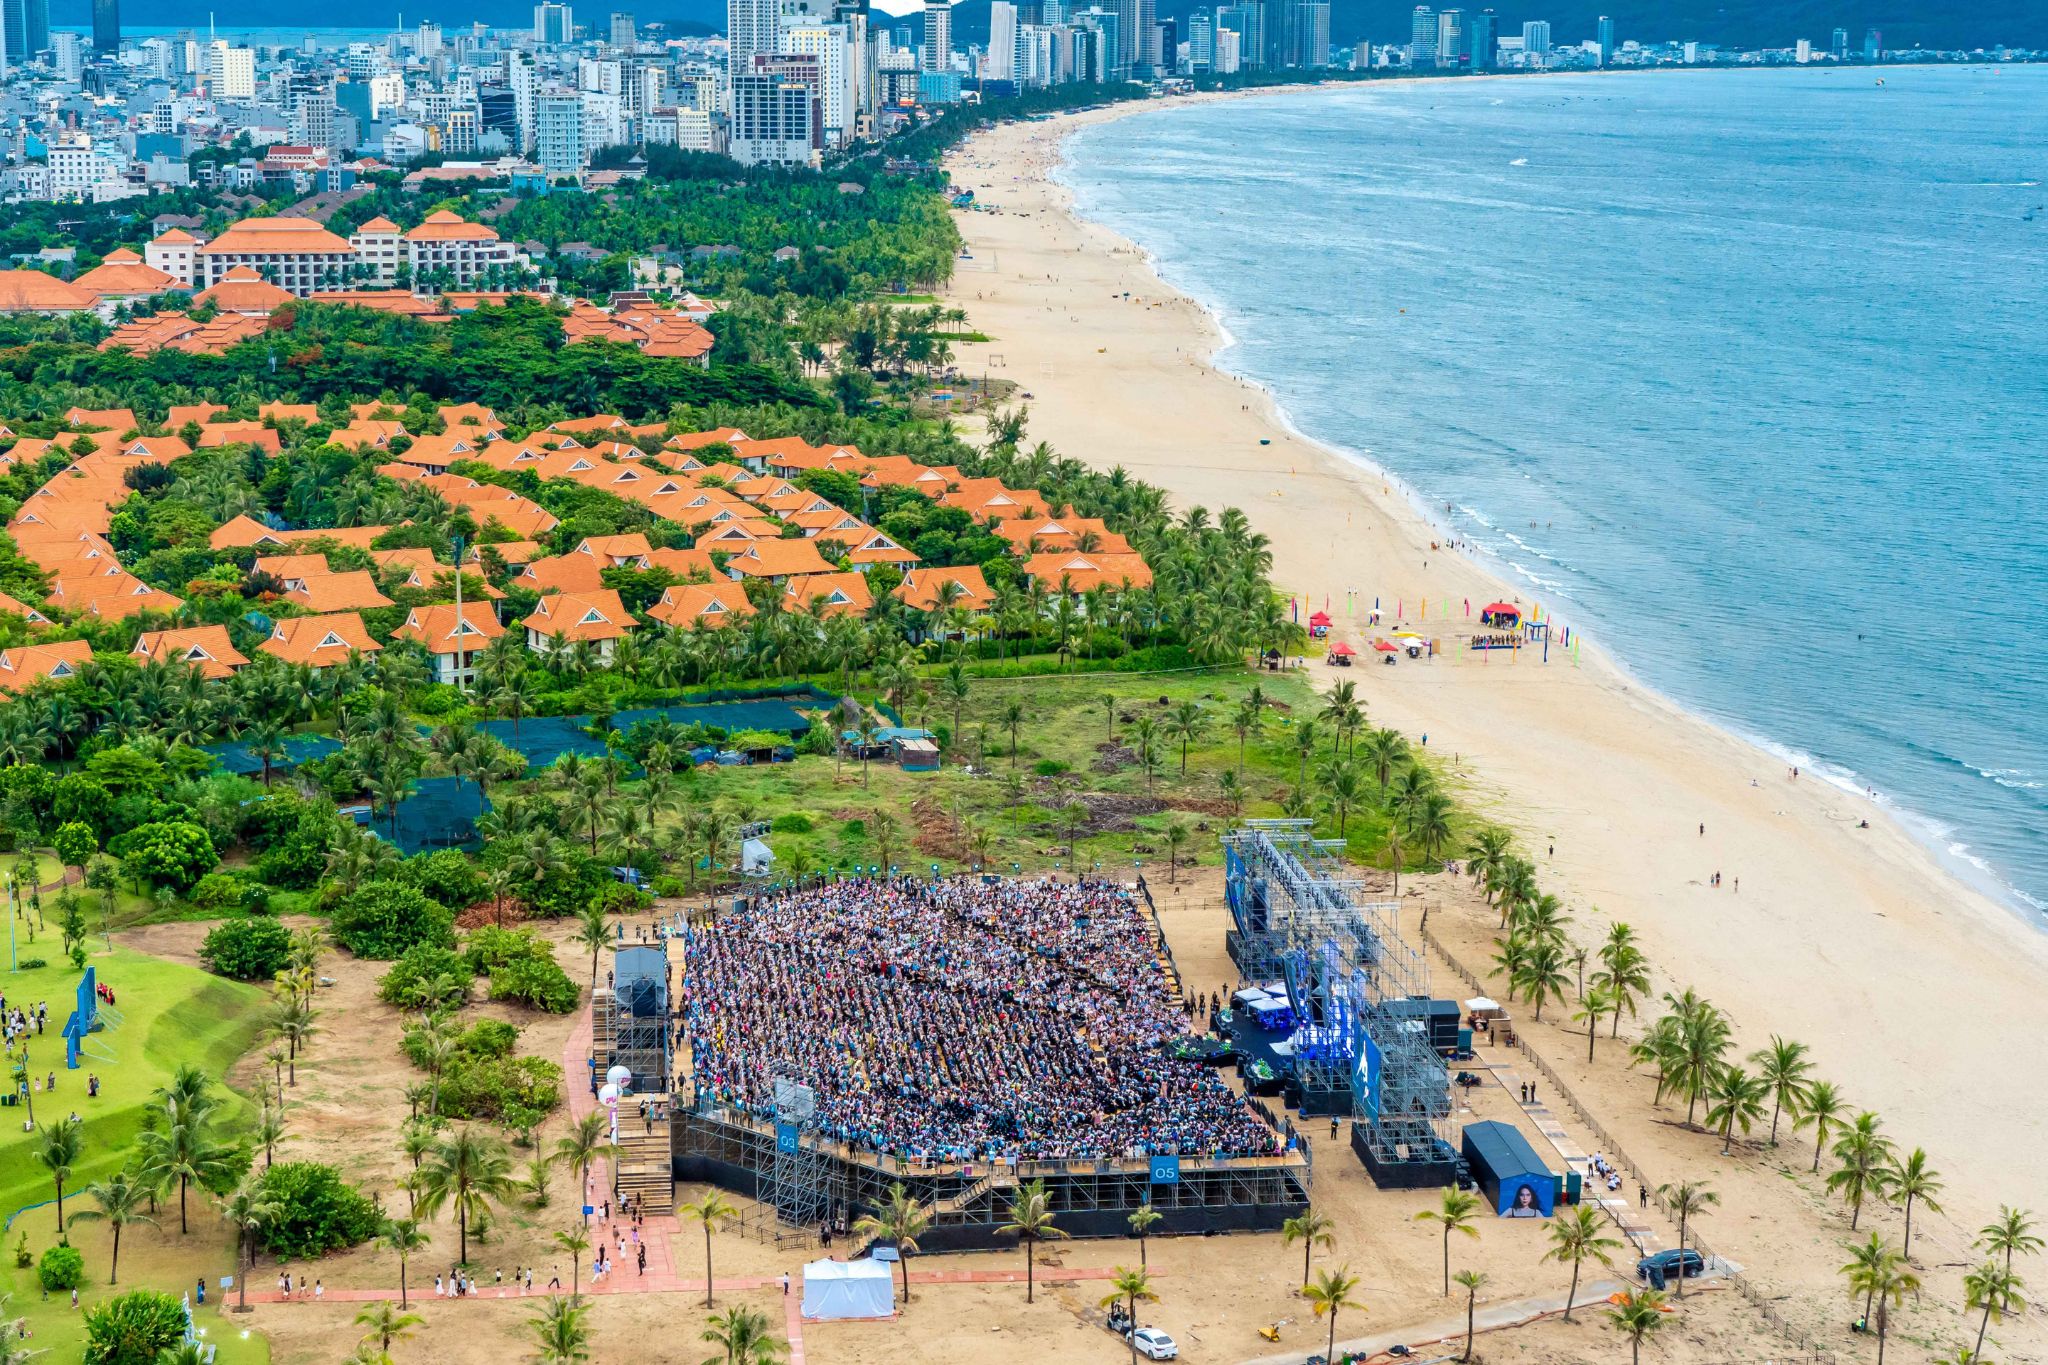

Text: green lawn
xmin=0 ymin=947 xmax=270 ymax=1363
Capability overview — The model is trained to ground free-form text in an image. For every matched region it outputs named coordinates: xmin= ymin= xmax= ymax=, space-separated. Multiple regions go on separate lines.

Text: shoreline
xmin=940 ymin=91 xmax=2048 ymax=1218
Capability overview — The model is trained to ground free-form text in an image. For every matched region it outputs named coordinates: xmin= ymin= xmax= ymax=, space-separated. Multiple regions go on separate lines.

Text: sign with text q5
xmin=775 ymin=1123 xmax=799 ymax=1154
xmin=1149 ymin=1155 xmax=1181 ymax=1185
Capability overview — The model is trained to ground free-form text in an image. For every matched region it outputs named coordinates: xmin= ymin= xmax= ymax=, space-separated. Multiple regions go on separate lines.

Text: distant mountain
xmin=934 ymin=0 xmax=2046 ymax=52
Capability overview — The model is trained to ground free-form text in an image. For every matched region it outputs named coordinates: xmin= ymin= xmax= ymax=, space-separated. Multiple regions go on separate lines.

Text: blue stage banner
xmin=1149 ymin=1155 xmax=1181 ymax=1185
xmin=775 ymin=1123 xmax=799 ymax=1154
xmin=1353 ymin=1034 xmax=1384 ymax=1122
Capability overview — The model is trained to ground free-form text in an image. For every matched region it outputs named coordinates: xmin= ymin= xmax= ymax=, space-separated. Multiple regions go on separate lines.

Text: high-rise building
xmin=1520 ymin=19 xmax=1549 ymax=55
xmin=506 ymin=51 xmax=539 ymax=151
xmin=1831 ymin=27 xmax=1848 ymax=58
xmin=921 ymin=1 xmax=951 ymax=70
xmin=1467 ymin=7 xmax=1493 ymax=69
xmin=609 ymin=11 xmax=635 ymax=45
xmin=1862 ymin=26 xmax=1881 ymax=59
xmin=1297 ymin=0 xmax=1327 ymax=68
xmin=1595 ymin=14 xmax=1613 ymax=66
xmin=91 ymin=0 xmax=117 ymax=53
xmin=1435 ymin=8 xmax=1461 ymax=66
xmin=1214 ymin=23 xmax=1239 ymax=72
xmin=1214 ymin=0 xmax=1261 ymax=68
xmin=1407 ymin=5 xmax=1435 ymax=66
xmin=206 ymin=40 xmax=256 ymax=99
xmin=533 ymin=2 xmax=574 ymax=44
xmin=3 ymin=0 xmax=49 ymax=64
xmin=535 ymin=89 xmax=584 ymax=174
xmin=726 ymin=0 xmax=779 ymax=81
xmin=50 ymin=29 xmax=82 ymax=78
xmin=986 ymin=0 xmax=1018 ymax=78
xmin=1794 ymin=37 xmax=1810 ymax=62
xmin=1187 ymin=8 xmax=1213 ymax=70
xmin=778 ymin=21 xmax=850 ymax=145
xmin=728 ymin=71 xmax=813 ymax=165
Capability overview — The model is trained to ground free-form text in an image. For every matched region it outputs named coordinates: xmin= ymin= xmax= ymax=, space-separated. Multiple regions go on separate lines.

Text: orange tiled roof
xmin=0 ymin=270 xmax=101 ymax=313
xmin=200 ymin=217 xmax=355 ymax=256
xmin=98 ymin=312 xmax=268 ymax=356
xmin=648 ymin=582 xmax=754 ymax=630
xmin=74 ymin=253 xmax=182 ymax=296
xmin=196 ymin=266 xmax=295 ymax=314
xmin=63 ymin=407 xmax=138 ymax=432
xmin=252 ymin=552 xmax=329 ymax=583
xmin=995 ymin=514 xmax=1132 ymax=555
xmin=783 ymin=572 xmax=873 ymax=618
xmin=645 ymin=546 xmax=716 ymax=580
xmin=355 ymin=215 xmax=401 ymax=234
xmin=286 ymin=570 xmax=395 ymax=613
xmin=574 ymin=533 xmax=653 ymax=566
xmin=1024 ymin=551 xmax=1155 ymax=593
xmin=515 ymin=554 xmax=608 ymax=597
xmin=258 ymin=402 xmax=320 ymax=425
xmin=522 ymin=589 xmax=634 ymax=644
xmin=391 ymin=601 xmax=504 ymax=652
xmin=404 ymin=210 xmax=499 ymax=242
xmin=0 ymin=590 xmax=49 ymax=624
xmin=894 ymin=565 xmax=995 ymax=613
xmin=165 ymin=403 xmax=229 ymax=428
xmin=130 ymin=626 xmax=249 ymax=679
xmin=258 ymin=611 xmax=381 ymax=667
xmin=0 ymin=640 xmax=93 ymax=693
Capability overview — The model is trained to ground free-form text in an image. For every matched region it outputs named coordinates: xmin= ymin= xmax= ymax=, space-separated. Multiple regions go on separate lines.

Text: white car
xmin=1129 ymin=1327 xmax=1179 ymax=1360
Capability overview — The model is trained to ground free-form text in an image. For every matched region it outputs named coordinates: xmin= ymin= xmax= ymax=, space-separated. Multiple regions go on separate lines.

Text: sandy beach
xmin=941 ymin=92 xmax=2048 ymax=1355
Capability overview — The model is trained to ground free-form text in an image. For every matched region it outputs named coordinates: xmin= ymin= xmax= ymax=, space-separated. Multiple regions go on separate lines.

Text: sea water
xmin=1060 ymin=66 xmax=2048 ymax=918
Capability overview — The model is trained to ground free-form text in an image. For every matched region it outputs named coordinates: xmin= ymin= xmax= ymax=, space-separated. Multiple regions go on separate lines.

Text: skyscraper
xmin=921 ymin=0 xmax=951 ymax=71
xmin=1863 ymin=27 xmax=1881 ymax=59
xmin=1407 ymin=5 xmax=1435 ymax=66
xmin=1595 ymin=14 xmax=1614 ymax=66
xmin=1520 ymin=19 xmax=1548 ymax=55
xmin=533 ymin=2 xmax=573 ymax=43
xmin=1188 ymin=9 xmax=1213 ymax=70
xmin=4 ymin=0 xmax=49 ymax=64
xmin=727 ymin=0 xmax=778 ymax=82
xmin=1295 ymin=0 xmax=1326 ymax=67
xmin=1467 ymin=7 xmax=1493 ymax=70
xmin=1435 ymin=8 xmax=1461 ymax=67
xmin=609 ymin=12 xmax=635 ymax=45
xmin=91 ymin=0 xmax=118 ymax=53
xmin=535 ymin=89 xmax=584 ymax=173
xmin=1831 ymin=27 xmax=1847 ymax=58
xmin=986 ymin=0 xmax=1018 ymax=78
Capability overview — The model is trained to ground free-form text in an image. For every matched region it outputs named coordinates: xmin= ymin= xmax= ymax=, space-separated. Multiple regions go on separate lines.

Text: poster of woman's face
xmin=1498 ymin=1177 xmax=1556 ymax=1217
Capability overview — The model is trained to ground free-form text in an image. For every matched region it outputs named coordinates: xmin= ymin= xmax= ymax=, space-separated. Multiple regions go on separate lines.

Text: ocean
xmin=1059 ymin=66 xmax=2048 ymax=919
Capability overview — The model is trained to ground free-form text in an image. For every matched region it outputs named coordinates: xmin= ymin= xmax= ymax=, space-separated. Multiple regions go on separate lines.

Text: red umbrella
xmin=1328 ymin=642 xmax=1357 ymax=657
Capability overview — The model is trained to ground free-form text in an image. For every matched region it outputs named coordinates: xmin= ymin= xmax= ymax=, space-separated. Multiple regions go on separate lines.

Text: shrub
xmin=377 ymin=944 xmax=475 ymax=1008
xmin=402 ymin=1016 xmax=518 ymax=1069
xmin=1033 ymin=760 xmax=1069 ymax=777
xmin=650 ymin=874 xmax=687 ymax=898
xmin=438 ymin=1055 xmax=562 ymax=1122
xmin=489 ymin=954 xmax=580 ymax=1014
xmin=770 ymin=812 xmax=814 ymax=833
xmin=199 ymin=917 xmax=293 ymax=981
xmin=110 ymin=820 xmax=217 ymax=892
xmin=398 ymin=848 xmax=488 ymax=910
xmin=83 ymin=1289 xmax=186 ymax=1365
xmin=189 ymin=869 xmax=265 ymax=912
xmin=254 ymin=1162 xmax=382 ymax=1259
xmin=461 ymin=925 xmax=549 ymax=974
xmin=330 ymin=880 xmax=454 ymax=959
xmin=37 ymin=1242 xmax=84 ymax=1291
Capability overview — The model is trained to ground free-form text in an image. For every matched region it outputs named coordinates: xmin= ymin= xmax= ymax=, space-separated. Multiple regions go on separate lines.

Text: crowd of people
xmin=682 ymin=876 xmax=1280 ymax=1163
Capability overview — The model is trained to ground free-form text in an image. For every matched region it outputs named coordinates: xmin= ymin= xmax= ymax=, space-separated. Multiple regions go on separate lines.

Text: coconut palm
xmin=1796 ymin=1080 xmax=1849 ymax=1174
xmin=1303 ymin=1265 xmax=1364 ymax=1365
xmin=1512 ymin=937 xmax=1570 ymax=1022
xmin=216 ymin=1176 xmax=280 ymax=1312
xmin=1866 ymin=1257 xmax=1923 ymax=1364
xmin=851 ymin=1182 xmax=932 ymax=1304
xmin=1283 ymin=1206 xmax=1336 ymax=1288
xmin=378 ymin=1217 xmax=429 ymax=1308
xmin=416 ymin=1126 xmax=516 ymax=1265
xmin=680 ymin=1189 xmax=737 ymax=1308
xmin=1748 ymin=1036 xmax=1812 ymax=1146
xmin=1099 ymin=1267 xmax=1159 ymax=1365
xmin=1657 ymin=1180 xmax=1718 ymax=1299
xmin=1888 ymin=1148 xmax=1944 ymax=1259
xmin=1604 ymin=1287 xmax=1670 ymax=1365
xmin=1842 ymin=1232 xmax=1900 ymax=1326
xmin=699 ymin=1304 xmax=785 ymax=1365
xmin=1319 ymin=759 xmax=1369 ymax=838
xmin=354 ymin=1301 xmax=422 ymax=1356
xmin=1543 ymin=1205 xmax=1619 ymax=1321
xmin=553 ymin=1226 xmax=591 ymax=1300
xmin=1412 ymin=1187 xmax=1482 ymax=1296
xmin=1703 ymin=1063 xmax=1768 ymax=1155
xmin=1828 ymin=1112 xmax=1897 ymax=1231
xmin=529 ymin=1293 xmax=592 ymax=1365
xmin=1572 ymin=985 xmax=1616 ymax=1062
xmin=34 ymin=1116 xmax=82 ymax=1239
xmin=67 ymin=1169 xmax=156 ymax=1283
xmin=1978 ymin=1205 xmax=2043 ymax=1271
xmin=552 ymin=1112 xmax=618 ymax=1220
xmin=1126 ymin=1204 xmax=1162 ymax=1269
xmin=1963 ymin=1257 xmax=2026 ymax=1359
xmin=997 ymin=1179 xmax=1067 ymax=1304
xmin=1452 ymin=1268 xmax=1487 ymax=1361
xmin=1591 ymin=941 xmax=1650 ymax=1038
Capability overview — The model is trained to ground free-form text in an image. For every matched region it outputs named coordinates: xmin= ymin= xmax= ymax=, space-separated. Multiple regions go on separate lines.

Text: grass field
xmin=0 ymin=947 xmax=270 ymax=1364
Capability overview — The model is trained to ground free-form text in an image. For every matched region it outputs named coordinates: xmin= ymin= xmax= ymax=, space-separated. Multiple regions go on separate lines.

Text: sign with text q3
xmin=775 ymin=1123 xmax=800 ymax=1154
xmin=1149 ymin=1155 xmax=1181 ymax=1185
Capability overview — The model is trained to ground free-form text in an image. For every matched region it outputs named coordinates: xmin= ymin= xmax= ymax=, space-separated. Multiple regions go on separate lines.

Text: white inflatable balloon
xmin=607 ymin=1065 xmax=633 ymax=1089
xmin=598 ymin=1083 xmax=620 ymax=1105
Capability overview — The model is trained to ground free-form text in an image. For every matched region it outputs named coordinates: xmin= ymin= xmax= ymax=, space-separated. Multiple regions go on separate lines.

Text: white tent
xmin=801 ymin=1258 xmax=895 ymax=1321
xmin=742 ymin=837 xmax=776 ymax=878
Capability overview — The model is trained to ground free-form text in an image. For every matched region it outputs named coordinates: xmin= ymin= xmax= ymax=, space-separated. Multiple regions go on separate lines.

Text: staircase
xmin=613 ymin=1097 xmax=674 ymax=1217
xmin=931 ymin=1169 xmax=1018 ymax=1227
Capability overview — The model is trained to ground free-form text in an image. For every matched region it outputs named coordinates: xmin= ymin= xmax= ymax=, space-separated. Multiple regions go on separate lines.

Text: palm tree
xmin=417 ymin=1126 xmax=516 ymax=1265
xmin=699 ymin=1304 xmax=785 ymax=1365
xmin=1126 ymin=1203 xmax=1163 ymax=1268
xmin=1591 ymin=942 xmax=1650 ymax=1039
xmin=1797 ymin=1080 xmax=1849 ymax=1174
xmin=680 ymin=1189 xmax=737 ymax=1308
xmin=553 ymin=1226 xmax=592 ymax=1299
xmin=1361 ymin=727 xmax=1406 ymax=793
xmin=1283 ymin=1206 xmax=1335 ymax=1288
xmin=852 ymin=1183 xmax=932 ymax=1304
xmin=1703 ymin=1063 xmax=1768 ymax=1155
xmin=35 ymin=1116 xmax=82 ymax=1239
xmin=997 ymin=1179 xmax=1067 ymax=1304
xmin=354 ymin=1301 xmax=422 ymax=1356
xmin=1512 ymin=938 xmax=1570 ymax=1022
xmin=379 ymin=1217 xmax=429 ymax=1308
xmin=553 ymin=1111 xmax=617 ymax=1218
xmin=1841 ymin=1232 xmax=1899 ymax=1326
xmin=1978 ymin=1205 xmax=2043 ymax=1271
xmin=1413 ymin=1188 xmax=1482 ymax=1296
xmin=216 ymin=1176 xmax=280 ymax=1313
xmin=1748 ymin=1036 xmax=1812 ymax=1146
xmin=1163 ymin=820 xmax=1191 ymax=883
xmin=1166 ymin=699 xmax=1204 ymax=775
xmin=1453 ymin=1269 xmax=1488 ymax=1361
xmin=1000 ymin=701 xmax=1026 ymax=766
xmin=529 ymin=1293 xmax=592 ymax=1365
xmin=1543 ymin=1205 xmax=1619 ymax=1321
xmin=1303 ymin=1265 xmax=1363 ymax=1365
xmin=1603 ymin=1287 xmax=1669 ymax=1365
xmin=67 ymin=1169 xmax=156 ymax=1283
xmin=1866 ymin=1257 xmax=1922 ymax=1365
xmin=1100 ymin=1267 xmax=1159 ymax=1365
xmin=1828 ymin=1112 xmax=1897 ymax=1231
xmin=1573 ymin=985 xmax=1616 ymax=1062
xmin=1657 ymin=1180 xmax=1718 ymax=1299
xmin=1888 ymin=1148 xmax=1944 ymax=1258
xmin=137 ymin=1094 xmax=232 ymax=1235
xmin=1963 ymin=1257 xmax=2026 ymax=1359
xmin=1320 ymin=759 xmax=1368 ymax=838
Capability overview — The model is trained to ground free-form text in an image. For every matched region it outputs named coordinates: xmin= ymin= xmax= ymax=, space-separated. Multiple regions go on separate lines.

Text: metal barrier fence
xmin=1419 ymin=923 xmax=1838 ymax=1365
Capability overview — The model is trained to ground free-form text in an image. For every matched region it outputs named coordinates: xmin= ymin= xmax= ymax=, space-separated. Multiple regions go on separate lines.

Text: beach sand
xmin=941 ymin=95 xmax=2048 ymax=1355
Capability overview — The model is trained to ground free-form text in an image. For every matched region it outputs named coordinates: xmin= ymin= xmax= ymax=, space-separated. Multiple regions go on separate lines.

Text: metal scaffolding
xmin=608 ymin=945 xmax=672 ymax=1096
xmin=1224 ymin=819 xmax=1456 ymax=1180
xmin=765 ymin=1079 xmax=837 ymax=1231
